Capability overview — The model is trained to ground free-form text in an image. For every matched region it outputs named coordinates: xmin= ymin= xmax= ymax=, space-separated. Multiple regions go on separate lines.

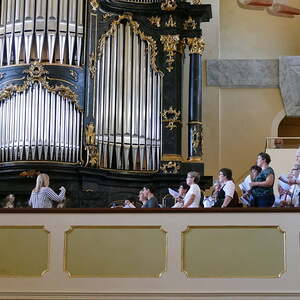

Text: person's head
xmin=178 ymin=182 xmax=189 ymax=196
xmin=291 ymin=164 xmax=300 ymax=178
xmin=142 ymin=185 xmax=155 ymax=198
xmin=296 ymin=148 xmax=300 ymax=163
xmin=186 ymin=171 xmax=200 ymax=186
xmin=218 ymin=168 xmax=232 ymax=183
xmin=250 ymin=165 xmax=262 ymax=179
xmin=138 ymin=190 xmax=147 ymax=203
xmin=34 ymin=173 xmax=50 ymax=192
xmin=257 ymin=152 xmax=271 ymax=167
xmin=5 ymin=194 xmax=15 ymax=203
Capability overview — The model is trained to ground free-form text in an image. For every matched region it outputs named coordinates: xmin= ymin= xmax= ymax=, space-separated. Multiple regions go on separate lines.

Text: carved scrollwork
xmin=161 ymin=0 xmax=177 ymax=11
xmin=192 ymin=0 xmax=202 ymax=4
xmin=165 ymin=15 xmax=176 ymax=27
xmin=183 ymin=16 xmax=197 ymax=30
xmin=148 ymin=16 xmax=161 ymax=27
xmin=192 ymin=127 xmax=201 ymax=153
xmin=90 ymin=0 xmax=99 ymax=10
xmin=85 ymin=123 xmax=99 ymax=168
xmin=89 ymin=52 xmax=96 ymax=79
xmin=98 ymin=15 xmax=160 ymax=74
xmin=69 ymin=70 xmax=78 ymax=81
xmin=186 ymin=37 xmax=205 ymax=55
xmin=160 ymin=35 xmax=180 ymax=72
xmin=160 ymin=161 xmax=181 ymax=174
xmin=102 ymin=13 xmax=113 ymax=21
xmin=161 ymin=106 xmax=181 ymax=130
xmin=0 ymin=61 xmax=80 ymax=109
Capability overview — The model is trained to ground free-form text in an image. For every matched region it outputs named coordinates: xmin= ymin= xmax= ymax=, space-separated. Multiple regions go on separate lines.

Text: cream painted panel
xmin=182 ymin=226 xmax=285 ymax=277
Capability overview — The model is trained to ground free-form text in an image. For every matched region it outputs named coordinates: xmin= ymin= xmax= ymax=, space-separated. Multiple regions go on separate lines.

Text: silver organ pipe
xmin=0 ymin=87 xmax=82 ymax=163
xmin=96 ymin=23 xmax=162 ymax=171
xmin=0 ymin=0 xmax=84 ymax=164
xmin=0 ymin=0 xmax=84 ymax=65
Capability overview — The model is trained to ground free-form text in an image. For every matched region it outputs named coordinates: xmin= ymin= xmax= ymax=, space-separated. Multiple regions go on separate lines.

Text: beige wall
xmin=200 ymin=0 xmax=300 ymax=182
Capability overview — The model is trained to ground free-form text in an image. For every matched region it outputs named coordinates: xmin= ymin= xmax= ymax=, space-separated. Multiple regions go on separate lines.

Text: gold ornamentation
xmin=148 ymin=16 xmax=161 ymax=27
xmin=69 ymin=70 xmax=78 ymax=81
xmin=161 ymin=0 xmax=177 ymax=11
xmin=161 ymin=154 xmax=183 ymax=162
xmin=102 ymin=13 xmax=113 ymax=21
xmin=90 ymin=0 xmax=99 ymax=10
xmin=85 ymin=123 xmax=96 ymax=145
xmin=0 ymin=61 xmax=80 ymax=109
xmin=186 ymin=37 xmax=205 ymax=55
xmin=85 ymin=123 xmax=98 ymax=168
xmin=160 ymin=161 xmax=181 ymax=174
xmin=19 ymin=170 xmax=41 ymax=178
xmin=165 ymin=15 xmax=176 ymax=27
xmin=98 ymin=15 xmax=160 ymax=74
xmin=192 ymin=126 xmax=202 ymax=153
xmin=161 ymin=106 xmax=181 ymax=130
xmin=89 ymin=52 xmax=96 ymax=79
xmin=160 ymin=35 xmax=180 ymax=72
xmin=183 ymin=16 xmax=197 ymax=30
xmin=192 ymin=0 xmax=202 ymax=4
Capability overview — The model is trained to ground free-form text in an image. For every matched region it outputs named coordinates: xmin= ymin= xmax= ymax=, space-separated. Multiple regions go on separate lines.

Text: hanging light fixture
xmin=238 ymin=0 xmax=273 ymax=7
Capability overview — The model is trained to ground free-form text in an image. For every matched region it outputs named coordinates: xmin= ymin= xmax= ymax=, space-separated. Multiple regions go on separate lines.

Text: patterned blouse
xmin=29 ymin=187 xmax=65 ymax=208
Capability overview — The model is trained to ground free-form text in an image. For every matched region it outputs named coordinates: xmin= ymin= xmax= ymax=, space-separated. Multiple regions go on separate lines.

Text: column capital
xmin=186 ymin=37 xmax=205 ymax=55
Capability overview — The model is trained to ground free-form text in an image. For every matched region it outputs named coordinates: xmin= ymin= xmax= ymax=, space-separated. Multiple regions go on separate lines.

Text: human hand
xmin=249 ymin=182 xmax=256 ymax=187
xmin=60 ymin=186 xmax=66 ymax=193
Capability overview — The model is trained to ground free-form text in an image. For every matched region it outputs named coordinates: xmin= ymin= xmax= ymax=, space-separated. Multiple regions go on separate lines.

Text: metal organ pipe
xmin=96 ymin=23 xmax=162 ymax=171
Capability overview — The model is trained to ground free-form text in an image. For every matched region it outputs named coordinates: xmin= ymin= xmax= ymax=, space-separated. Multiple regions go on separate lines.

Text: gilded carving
xmin=160 ymin=161 xmax=181 ymax=174
xmin=69 ymin=70 xmax=78 ymax=81
xmin=148 ymin=16 xmax=161 ymax=27
xmin=192 ymin=0 xmax=202 ymax=4
xmin=161 ymin=106 xmax=181 ymax=130
xmin=102 ymin=13 xmax=113 ymax=21
xmin=161 ymin=0 xmax=177 ymax=11
xmin=186 ymin=37 xmax=205 ymax=55
xmin=90 ymin=0 xmax=99 ymax=10
xmin=85 ymin=123 xmax=98 ymax=168
xmin=183 ymin=16 xmax=197 ymax=30
xmin=160 ymin=35 xmax=180 ymax=72
xmin=0 ymin=61 xmax=80 ymax=109
xmin=98 ymin=15 xmax=160 ymax=74
xmin=165 ymin=15 xmax=176 ymax=28
xmin=192 ymin=126 xmax=202 ymax=153
xmin=89 ymin=52 xmax=96 ymax=79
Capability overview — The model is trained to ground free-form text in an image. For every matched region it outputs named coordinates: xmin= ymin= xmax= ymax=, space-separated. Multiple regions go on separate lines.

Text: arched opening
xmin=277 ymin=116 xmax=300 ymax=148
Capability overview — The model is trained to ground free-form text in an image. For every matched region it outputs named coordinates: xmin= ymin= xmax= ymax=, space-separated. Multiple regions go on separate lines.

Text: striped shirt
xmin=29 ymin=187 xmax=65 ymax=208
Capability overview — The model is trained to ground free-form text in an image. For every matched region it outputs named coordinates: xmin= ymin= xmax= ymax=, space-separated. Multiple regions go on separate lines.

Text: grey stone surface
xmin=279 ymin=56 xmax=300 ymax=117
xmin=207 ymin=59 xmax=279 ymax=88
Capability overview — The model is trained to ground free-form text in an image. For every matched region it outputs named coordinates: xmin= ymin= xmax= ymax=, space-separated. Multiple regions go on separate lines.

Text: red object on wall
xmin=271 ymin=3 xmax=300 ymax=15
xmin=239 ymin=0 xmax=273 ymax=7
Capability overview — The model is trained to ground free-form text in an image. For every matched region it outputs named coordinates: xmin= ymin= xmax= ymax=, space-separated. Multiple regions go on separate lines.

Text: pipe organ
xmin=0 ymin=0 xmax=212 ymax=207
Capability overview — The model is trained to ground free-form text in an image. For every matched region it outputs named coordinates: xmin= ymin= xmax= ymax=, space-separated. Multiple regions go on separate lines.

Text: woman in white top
xmin=28 ymin=173 xmax=66 ymax=208
xmin=183 ymin=171 xmax=201 ymax=208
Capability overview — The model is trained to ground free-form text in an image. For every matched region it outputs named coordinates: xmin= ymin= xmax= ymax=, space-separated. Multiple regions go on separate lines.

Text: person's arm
xmin=221 ymin=196 xmax=232 ymax=208
xmin=44 ymin=187 xmax=65 ymax=202
xmin=250 ymin=174 xmax=274 ymax=188
xmin=183 ymin=194 xmax=195 ymax=208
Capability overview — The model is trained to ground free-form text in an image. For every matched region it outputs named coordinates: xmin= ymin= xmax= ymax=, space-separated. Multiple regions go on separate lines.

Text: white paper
xmin=168 ymin=188 xmax=179 ymax=198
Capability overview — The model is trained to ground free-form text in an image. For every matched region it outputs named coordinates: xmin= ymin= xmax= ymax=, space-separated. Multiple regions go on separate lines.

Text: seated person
xmin=213 ymin=168 xmax=239 ymax=208
xmin=142 ymin=185 xmax=160 ymax=208
xmin=239 ymin=165 xmax=262 ymax=207
xmin=171 ymin=182 xmax=189 ymax=208
xmin=203 ymin=180 xmax=221 ymax=208
xmin=3 ymin=194 xmax=15 ymax=208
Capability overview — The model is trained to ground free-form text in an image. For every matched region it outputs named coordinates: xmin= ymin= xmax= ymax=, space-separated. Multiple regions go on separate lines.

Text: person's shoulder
xmin=265 ymin=167 xmax=275 ymax=175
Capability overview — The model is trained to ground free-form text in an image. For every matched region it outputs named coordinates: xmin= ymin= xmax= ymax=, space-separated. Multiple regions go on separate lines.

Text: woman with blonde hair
xmin=28 ymin=173 xmax=66 ymax=208
xmin=182 ymin=171 xmax=201 ymax=208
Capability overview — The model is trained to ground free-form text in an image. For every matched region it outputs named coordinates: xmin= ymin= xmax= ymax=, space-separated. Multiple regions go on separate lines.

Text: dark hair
xmin=143 ymin=184 xmax=156 ymax=194
xmin=258 ymin=152 xmax=271 ymax=164
xmin=250 ymin=165 xmax=262 ymax=173
xmin=219 ymin=168 xmax=233 ymax=180
xmin=179 ymin=182 xmax=189 ymax=190
xmin=126 ymin=196 xmax=136 ymax=202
